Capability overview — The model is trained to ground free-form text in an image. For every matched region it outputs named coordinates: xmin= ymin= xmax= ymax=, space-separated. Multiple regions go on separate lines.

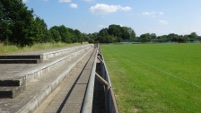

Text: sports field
xmin=101 ymin=43 xmax=201 ymax=113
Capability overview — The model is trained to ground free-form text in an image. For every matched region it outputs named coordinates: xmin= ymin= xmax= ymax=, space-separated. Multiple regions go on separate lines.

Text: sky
xmin=23 ymin=0 xmax=201 ymax=36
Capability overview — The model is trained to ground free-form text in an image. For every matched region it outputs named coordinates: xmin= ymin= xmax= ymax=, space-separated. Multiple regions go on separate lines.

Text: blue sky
xmin=23 ymin=0 xmax=201 ymax=36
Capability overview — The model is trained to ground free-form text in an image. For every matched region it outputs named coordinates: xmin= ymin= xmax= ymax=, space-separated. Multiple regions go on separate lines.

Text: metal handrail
xmin=81 ymin=48 xmax=98 ymax=113
xmin=82 ymin=44 xmax=119 ymax=113
xmin=100 ymin=48 xmax=119 ymax=113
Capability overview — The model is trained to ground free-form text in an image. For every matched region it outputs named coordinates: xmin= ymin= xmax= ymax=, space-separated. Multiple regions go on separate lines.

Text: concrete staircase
xmin=0 ymin=44 xmax=94 ymax=113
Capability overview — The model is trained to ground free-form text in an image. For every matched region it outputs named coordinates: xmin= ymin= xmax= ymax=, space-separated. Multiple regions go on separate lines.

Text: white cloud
xmin=90 ymin=3 xmax=132 ymax=15
xmin=70 ymin=3 xmax=78 ymax=8
xmin=59 ymin=0 xmax=71 ymax=3
xmin=159 ymin=12 xmax=164 ymax=15
xmin=142 ymin=11 xmax=164 ymax=17
xmin=159 ymin=20 xmax=168 ymax=25
xmin=142 ymin=11 xmax=155 ymax=16
xmin=121 ymin=6 xmax=132 ymax=11
xmin=97 ymin=25 xmax=105 ymax=28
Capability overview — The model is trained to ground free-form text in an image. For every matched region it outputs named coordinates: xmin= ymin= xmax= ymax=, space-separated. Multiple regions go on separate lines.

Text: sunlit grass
xmin=0 ymin=42 xmax=88 ymax=54
xmin=101 ymin=43 xmax=201 ymax=113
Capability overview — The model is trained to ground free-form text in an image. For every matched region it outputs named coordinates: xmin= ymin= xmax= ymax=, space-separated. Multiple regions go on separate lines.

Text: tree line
xmin=136 ymin=32 xmax=201 ymax=43
xmin=1 ymin=0 xmax=200 ymax=47
xmin=0 ymin=0 xmax=86 ymax=46
xmin=87 ymin=24 xmax=136 ymax=43
xmin=88 ymin=27 xmax=201 ymax=43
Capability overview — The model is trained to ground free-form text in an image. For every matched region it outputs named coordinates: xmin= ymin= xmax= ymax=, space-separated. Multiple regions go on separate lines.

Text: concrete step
xmin=0 ymin=44 xmax=93 ymax=64
xmin=0 ymin=55 xmax=42 ymax=64
xmin=0 ymin=79 xmax=22 ymax=86
xmin=0 ymin=59 xmax=41 ymax=64
xmin=0 ymin=55 xmax=42 ymax=59
xmin=0 ymin=79 xmax=26 ymax=98
xmin=40 ymin=48 xmax=97 ymax=113
xmin=0 ymin=44 xmax=93 ymax=99
xmin=41 ymin=54 xmax=92 ymax=113
xmin=0 ymin=47 xmax=94 ymax=113
xmin=41 ymin=44 xmax=93 ymax=60
xmin=0 ymin=86 xmax=25 ymax=98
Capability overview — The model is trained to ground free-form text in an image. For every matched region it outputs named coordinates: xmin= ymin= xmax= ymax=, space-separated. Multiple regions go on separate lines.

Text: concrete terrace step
xmin=40 ymin=45 xmax=89 ymax=61
xmin=0 ymin=55 xmax=42 ymax=64
xmin=0 ymin=55 xmax=42 ymax=59
xmin=0 ymin=59 xmax=41 ymax=64
xmin=38 ymin=47 xmax=97 ymax=113
xmin=60 ymin=49 xmax=96 ymax=113
xmin=0 ymin=45 xmax=92 ymax=64
xmin=0 ymin=46 xmax=94 ymax=113
xmin=0 ymin=44 xmax=93 ymax=98
xmin=0 ymin=86 xmax=26 ymax=98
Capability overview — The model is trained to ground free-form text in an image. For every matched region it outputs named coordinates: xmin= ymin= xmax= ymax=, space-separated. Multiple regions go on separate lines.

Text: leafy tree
xmin=198 ymin=36 xmax=201 ymax=41
xmin=121 ymin=27 xmax=130 ymax=40
xmin=127 ymin=27 xmax=136 ymax=39
xmin=82 ymin=33 xmax=89 ymax=42
xmin=108 ymin=24 xmax=122 ymax=41
xmin=74 ymin=29 xmax=83 ymax=44
xmin=99 ymin=28 xmax=109 ymax=36
xmin=158 ymin=35 xmax=168 ymax=42
xmin=49 ymin=28 xmax=61 ymax=42
xmin=189 ymin=32 xmax=198 ymax=42
xmin=57 ymin=25 xmax=71 ymax=43
xmin=33 ymin=17 xmax=49 ymax=43
xmin=150 ymin=33 xmax=157 ymax=40
xmin=121 ymin=27 xmax=136 ymax=40
xmin=167 ymin=33 xmax=179 ymax=42
xmin=183 ymin=35 xmax=190 ymax=42
xmin=0 ymin=0 xmax=36 ymax=46
xmin=139 ymin=33 xmax=152 ymax=42
xmin=67 ymin=28 xmax=76 ymax=43
xmin=87 ymin=32 xmax=98 ymax=43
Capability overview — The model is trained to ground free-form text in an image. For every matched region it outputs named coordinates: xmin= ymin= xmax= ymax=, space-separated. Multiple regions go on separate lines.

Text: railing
xmin=82 ymin=47 xmax=98 ymax=113
xmin=98 ymin=45 xmax=119 ymax=113
xmin=82 ymin=44 xmax=119 ymax=113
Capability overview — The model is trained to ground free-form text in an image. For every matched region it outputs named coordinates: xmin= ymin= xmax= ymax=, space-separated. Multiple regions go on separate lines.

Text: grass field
xmin=101 ymin=43 xmax=201 ymax=113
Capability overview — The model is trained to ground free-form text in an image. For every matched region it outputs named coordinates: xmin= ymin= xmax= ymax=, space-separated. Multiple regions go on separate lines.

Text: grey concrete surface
xmin=38 ymin=47 xmax=97 ymax=113
xmin=0 ymin=44 xmax=94 ymax=113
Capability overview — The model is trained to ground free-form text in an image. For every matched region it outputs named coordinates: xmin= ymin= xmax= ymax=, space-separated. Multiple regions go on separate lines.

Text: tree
xmin=108 ymin=24 xmax=122 ymax=41
xmin=139 ymin=33 xmax=152 ymax=42
xmin=99 ymin=28 xmax=109 ymax=36
xmin=33 ymin=17 xmax=49 ymax=43
xmin=189 ymin=32 xmax=198 ymax=42
xmin=74 ymin=29 xmax=83 ymax=44
xmin=183 ymin=35 xmax=190 ymax=42
xmin=49 ymin=28 xmax=61 ymax=42
xmin=121 ymin=27 xmax=130 ymax=40
xmin=57 ymin=25 xmax=71 ymax=43
xmin=121 ymin=27 xmax=136 ymax=40
xmin=198 ymin=36 xmax=201 ymax=41
xmin=87 ymin=32 xmax=98 ymax=43
xmin=0 ymin=0 xmax=36 ymax=46
xmin=167 ymin=33 xmax=179 ymax=42
xmin=158 ymin=35 xmax=168 ymax=42
xmin=67 ymin=28 xmax=76 ymax=43
xmin=82 ymin=33 xmax=89 ymax=42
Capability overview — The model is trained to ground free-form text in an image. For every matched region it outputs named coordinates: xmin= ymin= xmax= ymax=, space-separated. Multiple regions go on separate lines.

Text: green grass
xmin=101 ymin=43 xmax=201 ymax=113
xmin=0 ymin=42 xmax=87 ymax=54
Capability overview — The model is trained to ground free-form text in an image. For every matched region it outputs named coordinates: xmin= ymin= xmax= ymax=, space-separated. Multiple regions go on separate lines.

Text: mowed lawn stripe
xmin=101 ymin=44 xmax=201 ymax=113
xmin=117 ymin=46 xmax=201 ymax=91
